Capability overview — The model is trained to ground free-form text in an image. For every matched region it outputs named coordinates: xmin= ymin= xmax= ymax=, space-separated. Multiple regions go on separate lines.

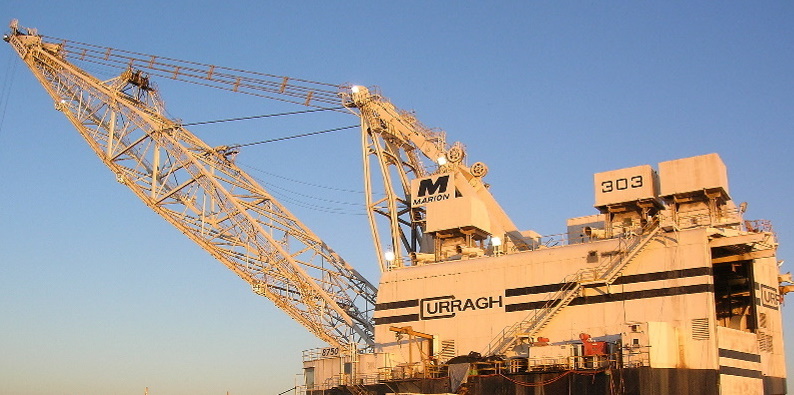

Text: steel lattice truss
xmin=346 ymin=88 xmax=444 ymax=271
xmin=7 ymin=27 xmax=375 ymax=348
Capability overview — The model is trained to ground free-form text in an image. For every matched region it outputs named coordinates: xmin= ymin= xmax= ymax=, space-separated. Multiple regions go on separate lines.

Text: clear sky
xmin=1 ymin=1 xmax=792 ymax=394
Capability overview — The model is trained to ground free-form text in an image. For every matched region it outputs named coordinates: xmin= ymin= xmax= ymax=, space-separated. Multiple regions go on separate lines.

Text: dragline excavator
xmin=10 ymin=20 xmax=791 ymax=395
xmin=5 ymin=20 xmax=532 ymax=349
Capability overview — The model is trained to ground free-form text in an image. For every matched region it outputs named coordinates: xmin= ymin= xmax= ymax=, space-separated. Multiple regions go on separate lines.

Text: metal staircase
xmin=485 ymin=219 xmax=662 ymax=356
xmin=343 ymin=384 xmax=371 ymax=395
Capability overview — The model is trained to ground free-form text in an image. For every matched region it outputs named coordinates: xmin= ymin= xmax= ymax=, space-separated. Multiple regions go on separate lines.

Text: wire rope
xmin=240 ymin=162 xmax=366 ymax=194
xmin=44 ymin=35 xmax=346 ymax=108
xmin=182 ymin=106 xmax=347 ymax=127
xmin=234 ymin=125 xmax=358 ymax=148
xmin=0 ymin=51 xmax=19 ymax=136
xmin=236 ymin=160 xmax=367 ymax=215
xmin=260 ymin=179 xmax=366 ymax=207
xmin=264 ymin=186 xmax=365 ymax=216
xmin=43 ymin=34 xmax=339 ymax=88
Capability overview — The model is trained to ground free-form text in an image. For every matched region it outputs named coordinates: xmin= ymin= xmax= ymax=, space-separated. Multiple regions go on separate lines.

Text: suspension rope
xmin=240 ymin=162 xmax=366 ymax=194
xmin=0 ymin=50 xmax=19 ymax=136
xmin=255 ymin=180 xmax=365 ymax=215
xmin=266 ymin=190 xmax=366 ymax=216
xmin=171 ymin=110 xmax=364 ymax=201
xmin=182 ymin=106 xmax=347 ymax=127
xmin=43 ymin=35 xmax=345 ymax=108
xmin=261 ymin=179 xmax=366 ymax=207
xmin=234 ymin=125 xmax=358 ymax=148
xmin=43 ymin=35 xmax=339 ymax=88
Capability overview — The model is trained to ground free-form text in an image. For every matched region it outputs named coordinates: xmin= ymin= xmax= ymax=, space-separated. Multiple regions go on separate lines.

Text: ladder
xmin=485 ymin=220 xmax=662 ymax=356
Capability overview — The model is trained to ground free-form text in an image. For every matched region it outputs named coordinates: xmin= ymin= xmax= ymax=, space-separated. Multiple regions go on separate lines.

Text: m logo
xmin=411 ymin=173 xmax=454 ymax=206
xmin=417 ymin=175 xmax=450 ymax=197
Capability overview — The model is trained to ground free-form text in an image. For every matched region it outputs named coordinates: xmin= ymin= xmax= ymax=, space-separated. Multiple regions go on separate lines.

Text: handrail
xmin=485 ymin=219 xmax=662 ymax=356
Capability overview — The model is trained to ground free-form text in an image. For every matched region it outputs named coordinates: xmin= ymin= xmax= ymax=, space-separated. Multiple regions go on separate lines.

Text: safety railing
xmin=666 ymin=206 xmax=743 ymax=230
xmin=485 ymin=219 xmax=662 ymax=357
xmin=301 ymin=346 xmax=649 ymax=393
xmin=302 ymin=343 xmax=369 ymax=362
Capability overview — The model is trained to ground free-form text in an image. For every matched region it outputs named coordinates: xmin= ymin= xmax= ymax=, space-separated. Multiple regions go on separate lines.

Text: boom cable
xmin=173 ymin=106 xmax=356 ymax=148
xmin=0 ymin=50 xmax=19 ymax=136
xmin=44 ymin=34 xmax=346 ymax=108
xmin=182 ymin=106 xmax=347 ymax=127
xmin=234 ymin=125 xmax=358 ymax=148
xmin=260 ymin=178 xmax=366 ymax=207
xmin=240 ymin=162 xmax=366 ymax=194
xmin=264 ymin=189 xmax=366 ymax=216
xmin=171 ymin=106 xmax=364 ymax=204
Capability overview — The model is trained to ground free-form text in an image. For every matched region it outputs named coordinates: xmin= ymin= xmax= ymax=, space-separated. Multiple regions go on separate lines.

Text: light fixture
xmin=384 ymin=251 xmax=396 ymax=262
xmin=437 ymin=155 xmax=448 ymax=166
xmin=491 ymin=237 xmax=502 ymax=247
xmin=351 ymin=85 xmax=361 ymax=94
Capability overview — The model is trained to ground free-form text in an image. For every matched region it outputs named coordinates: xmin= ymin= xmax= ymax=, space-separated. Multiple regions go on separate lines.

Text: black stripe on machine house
xmin=505 ymin=299 xmax=561 ymax=312
xmin=719 ymin=365 xmax=763 ymax=379
xmin=506 ymin=267 xmax=712 ymax=297
xmin=506 ymin=282 xmax=576 ymax=297
xmin=373 ymin=313 xmax=420 ymax=325
xmin=611 ymin=267 xmax=712 ymax=286
xmin=506 ymin=284 xmax=714 ymax=312
xmin=375 ymin=299 xmax=419 ymax=311
xmin=718 ymin=348 xmax=761 ymax=363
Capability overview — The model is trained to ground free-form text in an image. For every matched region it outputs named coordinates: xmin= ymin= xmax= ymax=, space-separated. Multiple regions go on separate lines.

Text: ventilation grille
xmin=758 ymin=332 xmax=774 ymax=353
xmin=692 ymin=318 xmax=710 ymax=340
xmin=439 ymin=340 xmax=456 ymax=362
